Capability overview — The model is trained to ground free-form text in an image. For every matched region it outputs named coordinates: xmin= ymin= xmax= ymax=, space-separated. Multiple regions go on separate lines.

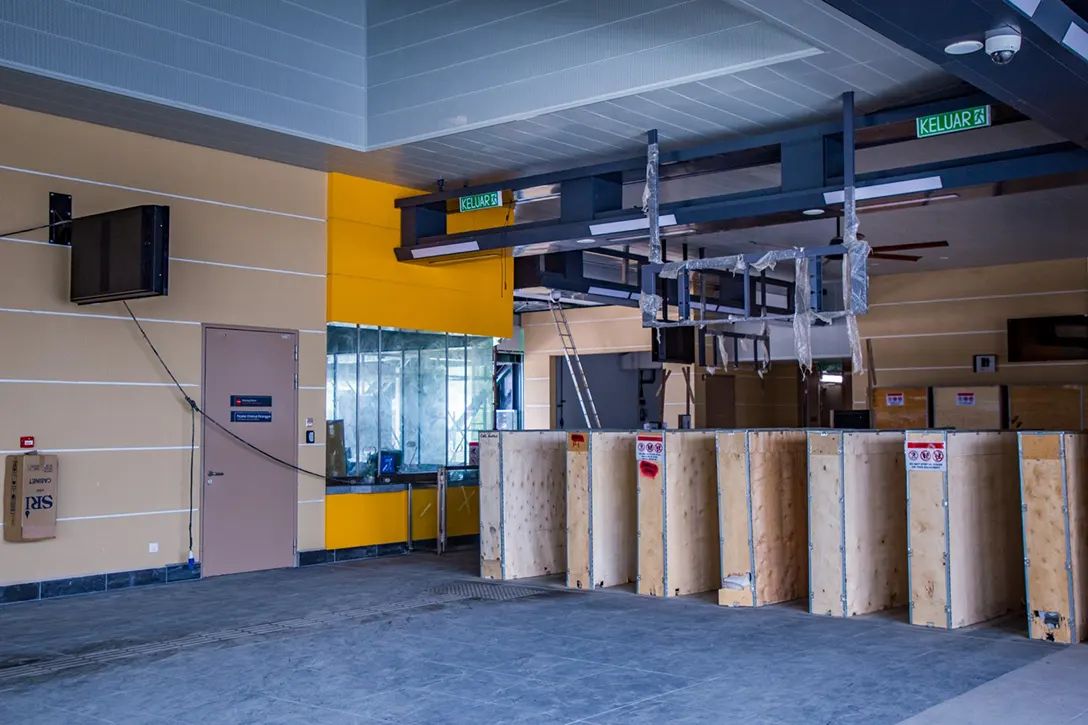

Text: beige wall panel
xmin=297 ymin=445 xmax=327 ymax=501
xmin=0 ymin=310 xmax=202 ymax=384
xmin=1 ymin=383 xmax=196 ymax=450
xmin=523 ymin=353 xmax=551 ymax=379
xmin=0 ymin=513 xmax=195 ymax=585
xmin=867 ymin=333 xmax=1007 ymax=369
xmin=0 ymin=105 xmax=326 ymax=220
xmin=869 ymin=260 xmax=1087 ymax=305
xmin=296 ymin=387 xmax=326 ymax=441
xmin=1 ymin=242 xmax=324 ymax=331
xmin=861 ymin=295 xmax=1085 ymax=338
xmin=12 ymin=449 xmax=199 ymax=520
xmin=524 ymin=377 xmax=552 ymax=408
xmin=523 ymin=309 xmax=648 ymax=354
xmin=0 ymin=173 xmax=325 ymax=276
xmin=298 ymin=501 xmax=326 ymax=551
xmin=299 ymin=334 xmax=328 ymax=388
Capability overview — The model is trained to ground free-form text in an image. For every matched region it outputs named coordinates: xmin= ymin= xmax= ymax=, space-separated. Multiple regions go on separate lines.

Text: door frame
xmin=199 ymin=323 xmax=300 ymax=576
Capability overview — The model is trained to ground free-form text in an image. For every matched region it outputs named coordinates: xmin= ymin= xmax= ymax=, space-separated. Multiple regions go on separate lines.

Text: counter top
xmin=326 ymin=480 xmax=478 ymax=495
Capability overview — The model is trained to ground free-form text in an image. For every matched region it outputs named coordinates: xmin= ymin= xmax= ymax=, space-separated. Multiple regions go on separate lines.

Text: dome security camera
xmin=985 ymin=32 xmax=1021 ymax=65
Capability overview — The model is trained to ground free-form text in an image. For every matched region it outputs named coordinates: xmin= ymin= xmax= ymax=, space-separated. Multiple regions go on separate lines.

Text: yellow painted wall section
xmin=326 ymin=487 xmax=480 ymax=549
xmin=327 ymin=173 xmax=513 ymax=337
xmin=325 ymin=492 xmax=407 ymax=549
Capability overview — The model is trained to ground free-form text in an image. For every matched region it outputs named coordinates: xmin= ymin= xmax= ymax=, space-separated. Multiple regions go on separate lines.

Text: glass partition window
xmin=326 ymin=324 xmax=496 ymax=482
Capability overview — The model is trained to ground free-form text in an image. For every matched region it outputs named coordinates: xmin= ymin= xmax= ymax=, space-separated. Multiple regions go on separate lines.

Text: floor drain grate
xmin=0 ymin=586 xmax=543 ymax=683
xmin=430 ymin=582 xmax=551 ymax=601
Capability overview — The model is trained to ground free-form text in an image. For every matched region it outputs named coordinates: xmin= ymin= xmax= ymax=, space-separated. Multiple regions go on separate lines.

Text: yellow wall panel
xmin=326 ymin=173 xmax=513 ymax=338
xmin=412 ymin=488 xmax=439 ymax=541
xmin=325 ymin=492 xmax=408 ymax=549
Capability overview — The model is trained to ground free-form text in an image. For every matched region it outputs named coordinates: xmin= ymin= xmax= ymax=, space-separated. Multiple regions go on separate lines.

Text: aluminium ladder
xmin=548 ymin=299 xmax=601 ymax=429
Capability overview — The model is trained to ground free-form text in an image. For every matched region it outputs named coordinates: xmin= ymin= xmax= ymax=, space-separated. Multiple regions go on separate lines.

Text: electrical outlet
xmin=148 ymin=542 xmax=158 ymax=553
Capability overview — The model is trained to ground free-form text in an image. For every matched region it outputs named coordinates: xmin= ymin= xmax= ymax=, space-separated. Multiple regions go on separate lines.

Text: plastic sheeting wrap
xmin=658 ymin=249 xmax=797 ymax=280
xmin=841 ymin=186 xmax=869 ymax=374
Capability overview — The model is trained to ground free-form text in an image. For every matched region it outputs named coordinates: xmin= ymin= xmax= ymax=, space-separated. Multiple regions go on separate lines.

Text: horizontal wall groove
xmin=0 ymin=379 xmax=198 ymax=387
xmin=0 ymin=445 xmax=199 ymax=455
xmin=870 ymin=289 xmax=1087 ymax=307
xmin=0 ymin=307 xmax=326 ymax=335
xmin=0 ymin=163 xmax=326 ymax=222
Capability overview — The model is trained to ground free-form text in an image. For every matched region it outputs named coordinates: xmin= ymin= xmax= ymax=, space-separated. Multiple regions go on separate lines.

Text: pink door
xmin=201 ymin=326 xmax=298 ymax=577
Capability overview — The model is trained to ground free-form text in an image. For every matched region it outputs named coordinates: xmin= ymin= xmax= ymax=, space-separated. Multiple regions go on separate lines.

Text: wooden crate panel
xmin=664 ymin=432 xmax=720 ymax=597
xmin=1009 ymin=386 xmax=1084 ymax=432
xmin=809 ymin=431 xmax=908 ymax=617
xmin=808 ymin=432 xmax=845 ymax=616
xmin=1020 ymin=433 xmax=1088 ymax=643
xmin=873 ymin=388 xmax=929 ymax=430
xmin=637 ymin=432 xmax=666 ymax=597
xmin=479 ymin=431 xmax=567 ymax=581
xmin=717 ymin=430 xmax=807 ymax=607
xmin=932 ymin=387 xmax=1004 ymax=430
xmin=589 ymin=432 xmax=638 ymax=589
xmin=843 ymin=432 xmax=909 ymax=616
xmin=566 ymin=432 xmax=592 ymax=590
xmin=907 ymin=431 xmax=1022 ymax=629
xmin=567 ymin=432 xmax=638 ymax=590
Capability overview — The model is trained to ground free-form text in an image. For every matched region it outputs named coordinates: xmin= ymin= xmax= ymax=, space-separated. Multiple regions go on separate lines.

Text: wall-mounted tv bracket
xmin=49 ymin=192 xmax=72 ymax=246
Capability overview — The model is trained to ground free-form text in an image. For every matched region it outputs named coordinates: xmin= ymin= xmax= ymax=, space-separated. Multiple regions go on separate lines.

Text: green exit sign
xmin=458 ymin=190 xmax=502 ymax=213
xmin=916 ymin=105 xmax=991 ymax=138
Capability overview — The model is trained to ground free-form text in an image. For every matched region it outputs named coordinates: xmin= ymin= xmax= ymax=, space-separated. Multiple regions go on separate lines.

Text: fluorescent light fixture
xmin=587 ymin=286 xmax=634 ymax=300
xmin=859 ymin=193 xmax=960 ymax=212
xmin=410 ymin=240 xmax=480 ymax=259
xmin=823 ymin=176 xmax=943 ymax=205
xmin=944 ymin=40 xmax=983 ymax=55
xmin=802 ymin=209 xmax=825 ymax=216
xmin=820 ymin=373 xmax=844 ymax=384
xmin=1007 ymin=0 xmax=1042 ymax=17
xmin=1063 ymin=22 xmax=1088 ymax=62
xmin=576 ymin=238 xmax=596 ymax=244
xmin=589 ymin=214 xmax=677 ymax=236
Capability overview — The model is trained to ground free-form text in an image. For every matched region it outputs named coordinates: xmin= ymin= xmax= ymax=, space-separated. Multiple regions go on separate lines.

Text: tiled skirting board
xmin=1 ymin=563 xmax=201 ymax=605
xmin=0 ymin=535 xmax=480 ymax=605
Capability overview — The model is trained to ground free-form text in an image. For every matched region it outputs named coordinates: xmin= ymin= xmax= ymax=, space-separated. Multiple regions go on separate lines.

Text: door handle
xmin=207 ymin=471 xmax=225 ymax=477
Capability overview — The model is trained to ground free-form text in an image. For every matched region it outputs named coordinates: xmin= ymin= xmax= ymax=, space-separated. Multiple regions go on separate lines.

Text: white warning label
xmin=636 ymin=434 xmax=664 ymax=463
xmin=906 ymin=441 xmax=946 ymax=472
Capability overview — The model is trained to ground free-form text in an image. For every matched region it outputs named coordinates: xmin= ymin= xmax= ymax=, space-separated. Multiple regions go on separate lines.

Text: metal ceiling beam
xmin=397 ymin=141 xmax=1088 ymax=262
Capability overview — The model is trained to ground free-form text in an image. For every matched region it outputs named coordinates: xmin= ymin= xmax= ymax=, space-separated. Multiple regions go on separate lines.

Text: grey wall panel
xmin=0 ymin=0 xmax=366 ymax=148
xmin=367 ymin=3 xmax=818 ymax=148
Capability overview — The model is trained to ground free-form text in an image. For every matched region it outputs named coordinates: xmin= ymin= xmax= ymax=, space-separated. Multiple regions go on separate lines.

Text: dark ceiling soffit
xmin=395 ymin=142 xmax=1088 ymax=263
xmin=393 ymin=91 xmax=995 ymax=209
xmin=822 ymin=0 xmax=1088 ymax=147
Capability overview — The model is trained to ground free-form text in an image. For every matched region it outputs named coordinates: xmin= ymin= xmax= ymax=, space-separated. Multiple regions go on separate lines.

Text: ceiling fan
xmin=830 ymin=218 xmax=949 ymax=262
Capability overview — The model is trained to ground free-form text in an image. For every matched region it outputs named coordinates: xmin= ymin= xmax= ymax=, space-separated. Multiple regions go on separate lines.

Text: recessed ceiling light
xmin=576 ymin=239 xmax=596 ymax=244
xmin=939 ymin=256 xmax=949 ymax=260
xmin=945 ymin=39 xmax=984 ymax=55
xmin=802 ymin=209 xmax=825 ymax=216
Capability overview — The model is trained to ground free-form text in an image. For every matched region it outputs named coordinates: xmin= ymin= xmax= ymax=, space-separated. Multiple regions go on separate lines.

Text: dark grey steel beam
xmin=397 ymin=143 xmax=1088 ymax=262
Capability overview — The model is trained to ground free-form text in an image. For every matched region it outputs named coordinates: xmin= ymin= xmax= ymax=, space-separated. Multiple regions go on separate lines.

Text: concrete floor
xmin=0 ymin=551 xmax=1084 ymax=725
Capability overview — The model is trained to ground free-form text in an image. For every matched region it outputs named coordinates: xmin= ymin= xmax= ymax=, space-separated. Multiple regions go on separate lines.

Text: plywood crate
xmin=566 ymin=431 xmax=638 ymax=590
xmin=906 ymin=431 xmax=1023 ymax=629
xmin=1019 ymin=432 xmax=1088 ymax=643
xmin=637 ymin=431 xmax=719 ymax=597
xmin=716 ymin=430 xmax=808 ymax=607
xmin=808 ymin=431 xmax=909 ymax=617
xmin=1009 ymin=386 xmax=1084 ymax=431
xmin=932 ymin=387 xmax=1004 ymax=430
xmin=872 ymin=388 xmax=929 ymax=430
xmin=479 ymin=430 xmax=567 ymax=580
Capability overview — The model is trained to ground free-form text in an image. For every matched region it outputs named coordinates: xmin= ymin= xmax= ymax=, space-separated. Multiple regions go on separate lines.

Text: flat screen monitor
xmin=70 ymin=205 xmax=169 ymax=305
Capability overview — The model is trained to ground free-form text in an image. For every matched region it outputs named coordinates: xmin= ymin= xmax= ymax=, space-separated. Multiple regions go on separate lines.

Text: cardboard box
xmin=4 ymin=454 xmax=59 ymax=542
